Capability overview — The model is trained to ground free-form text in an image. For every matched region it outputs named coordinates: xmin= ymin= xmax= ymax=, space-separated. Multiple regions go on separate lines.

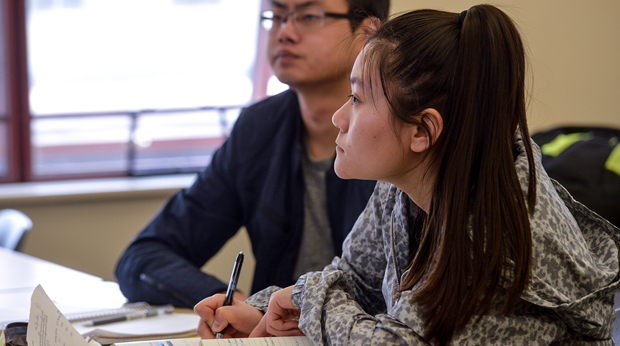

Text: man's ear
xmin=357 ymin=16 xmax=381 ymax=35
xmin=409 ymin=108 xmax=443 ymax=153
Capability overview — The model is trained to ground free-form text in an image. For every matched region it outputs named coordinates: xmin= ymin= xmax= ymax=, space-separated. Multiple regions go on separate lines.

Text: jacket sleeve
xmin=291 ymin=272 xmax=429 ymax=346
xmin=115 ymin=117 xmax=247 ymax=308
xmin=290 ymin=183 xmax=431 ymax=345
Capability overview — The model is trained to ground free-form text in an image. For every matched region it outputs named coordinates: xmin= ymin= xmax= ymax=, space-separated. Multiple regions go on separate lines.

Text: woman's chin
xmin=334 ymin=163 xmax=362 ymax=181
xmin=333 ymin=161 xmax=350 ymax=180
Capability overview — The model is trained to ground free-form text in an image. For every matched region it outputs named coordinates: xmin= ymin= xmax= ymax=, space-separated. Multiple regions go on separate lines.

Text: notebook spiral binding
xmin=64 ymin=302 xmax=151 ymax=323
xmin=0 ymin=302 xmax=151 ymax=330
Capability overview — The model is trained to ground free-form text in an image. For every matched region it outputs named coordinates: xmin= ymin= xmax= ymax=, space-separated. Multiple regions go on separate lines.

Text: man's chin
xmin=272 ymin=73 xmax=298 ymax=87
xmin=272 ymin=66 xmax=307 ymax=85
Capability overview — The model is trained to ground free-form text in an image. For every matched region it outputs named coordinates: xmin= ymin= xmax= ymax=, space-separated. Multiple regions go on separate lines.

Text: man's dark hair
xmin=347 ymin=0 xmax=390 ymax=30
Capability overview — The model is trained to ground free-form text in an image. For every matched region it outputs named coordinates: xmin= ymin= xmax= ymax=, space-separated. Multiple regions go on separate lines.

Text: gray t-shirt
xmin=293 ymin=151 xmax=335 ymax=280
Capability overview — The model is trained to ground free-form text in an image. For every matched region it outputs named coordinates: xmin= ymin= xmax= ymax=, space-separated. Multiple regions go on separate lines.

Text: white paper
xmin=200 ymin=337 xmax=312 ymax=346
xmin=113 ymin=337 xmax=311 ymax=346
xmin=111 ymin=337 xmax=200 ymax=346
xmin=27 ymin=285 xmax=100 ymax=346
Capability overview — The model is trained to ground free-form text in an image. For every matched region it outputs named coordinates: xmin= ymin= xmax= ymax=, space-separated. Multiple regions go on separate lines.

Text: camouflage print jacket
xmin=247 ymin=138 xmax=620 ymax=345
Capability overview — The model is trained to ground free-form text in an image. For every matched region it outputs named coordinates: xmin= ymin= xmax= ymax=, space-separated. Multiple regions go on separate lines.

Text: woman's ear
xmin=409 ymin=108 xmax=443 ymax=153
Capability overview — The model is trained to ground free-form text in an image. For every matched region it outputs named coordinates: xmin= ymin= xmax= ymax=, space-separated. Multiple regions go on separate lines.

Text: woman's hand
xmin=194 ymin=293 xmax=263 ymax=339
xmin=250 ymin=286 xmax=305 ymax=337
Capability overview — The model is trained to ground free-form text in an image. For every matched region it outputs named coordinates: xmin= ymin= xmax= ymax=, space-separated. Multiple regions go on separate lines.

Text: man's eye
xmin=298 ymin=14 xmax=320 ymax=22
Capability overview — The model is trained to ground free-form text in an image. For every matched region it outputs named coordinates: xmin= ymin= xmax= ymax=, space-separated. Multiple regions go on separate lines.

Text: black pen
xmin=215 ymin=251 xmax=244 ymax=339
xmin=140 ymin=273 xmax=195 ymax=308
xmin=82 ymin=305 xmax=174 ymax=326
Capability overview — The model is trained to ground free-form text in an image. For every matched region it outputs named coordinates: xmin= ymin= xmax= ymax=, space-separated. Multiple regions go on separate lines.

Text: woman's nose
xmin=332 ymin=102 xmax=349 ymax=132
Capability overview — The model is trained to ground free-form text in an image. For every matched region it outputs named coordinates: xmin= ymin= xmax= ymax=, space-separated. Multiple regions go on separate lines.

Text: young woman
xmin=195 ymin=5 xmax=620 ymax=345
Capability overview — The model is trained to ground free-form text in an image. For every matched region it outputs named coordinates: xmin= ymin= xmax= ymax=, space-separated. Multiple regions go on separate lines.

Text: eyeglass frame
xmin=259 ymin=8 xmax=365 ymax=32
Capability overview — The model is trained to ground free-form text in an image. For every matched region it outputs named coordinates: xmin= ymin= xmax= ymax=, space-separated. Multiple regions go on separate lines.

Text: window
xmin=1 ymin=0 xmax=282 ymax=182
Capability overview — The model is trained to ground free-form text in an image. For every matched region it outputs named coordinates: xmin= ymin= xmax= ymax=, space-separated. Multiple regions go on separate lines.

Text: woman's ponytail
xmin=365 ymin=5 xmax=536 ymax=345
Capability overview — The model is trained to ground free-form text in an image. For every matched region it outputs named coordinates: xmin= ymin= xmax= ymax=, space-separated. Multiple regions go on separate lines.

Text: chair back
xmin=0 ymin=209 xmax=33 ymax=251
xmin=614 ymin=308 xmax=620 ymax=344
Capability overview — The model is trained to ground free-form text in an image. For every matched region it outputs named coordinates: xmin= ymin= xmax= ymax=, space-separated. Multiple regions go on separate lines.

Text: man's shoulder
xmin=237 ymin=90 xmax=299 ymax=125
xmin=225 ymin=90 xmax=300 ymax=154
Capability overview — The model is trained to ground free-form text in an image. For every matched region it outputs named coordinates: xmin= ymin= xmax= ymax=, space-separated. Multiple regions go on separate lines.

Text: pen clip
xmin=145 ymin=304 xmax=174 ymax=317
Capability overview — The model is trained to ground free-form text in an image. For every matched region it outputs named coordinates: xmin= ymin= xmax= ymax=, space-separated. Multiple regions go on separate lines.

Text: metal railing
xmin=29 ymin=104 xmax=246 ymax=177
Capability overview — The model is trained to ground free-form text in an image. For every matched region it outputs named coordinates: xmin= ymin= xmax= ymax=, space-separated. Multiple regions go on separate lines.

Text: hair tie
xmin=459 ymin=10 xmax=467 ymax=25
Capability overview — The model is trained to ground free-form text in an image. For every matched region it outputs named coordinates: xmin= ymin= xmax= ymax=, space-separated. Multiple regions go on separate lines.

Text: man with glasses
xmin=115 ymin=0 xmax=390 ymax=308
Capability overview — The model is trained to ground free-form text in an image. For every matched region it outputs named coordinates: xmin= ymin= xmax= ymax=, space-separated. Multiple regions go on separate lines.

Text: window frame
xmin=2 ymin=0 xmax=31 ymax=183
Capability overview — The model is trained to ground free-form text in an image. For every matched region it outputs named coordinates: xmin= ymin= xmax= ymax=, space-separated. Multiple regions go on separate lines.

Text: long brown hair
xmin=364 ymin=5 xmax=536 ymax=345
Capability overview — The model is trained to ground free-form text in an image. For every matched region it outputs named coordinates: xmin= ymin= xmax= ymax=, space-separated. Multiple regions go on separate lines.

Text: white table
xmin=0 ymin=247 xmax=127 ymax=325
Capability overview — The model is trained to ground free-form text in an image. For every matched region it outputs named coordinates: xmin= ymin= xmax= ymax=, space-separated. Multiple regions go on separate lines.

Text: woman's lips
xmin=335 ymin=143 xmax=344 ymax=153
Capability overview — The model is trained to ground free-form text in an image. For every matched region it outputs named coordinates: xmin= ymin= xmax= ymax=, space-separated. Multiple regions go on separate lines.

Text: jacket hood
xmin=515 ymin=136 xmax=620 ymax=339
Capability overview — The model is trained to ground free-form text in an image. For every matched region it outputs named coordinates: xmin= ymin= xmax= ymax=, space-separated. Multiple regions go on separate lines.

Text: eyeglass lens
xmin=261 ymin=9 xmax=326 ymax=31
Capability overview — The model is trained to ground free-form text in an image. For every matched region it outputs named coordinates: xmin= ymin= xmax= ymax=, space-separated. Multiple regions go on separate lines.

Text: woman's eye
xmin=349 ymin=94 xmax=360 ymax=105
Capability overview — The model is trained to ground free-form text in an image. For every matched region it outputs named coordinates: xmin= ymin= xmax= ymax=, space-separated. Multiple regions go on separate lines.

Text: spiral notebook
xmin=64 ymin=302 xmax=152 ymax=323
xmin=0 ymin=301 xmax=151 ymax=331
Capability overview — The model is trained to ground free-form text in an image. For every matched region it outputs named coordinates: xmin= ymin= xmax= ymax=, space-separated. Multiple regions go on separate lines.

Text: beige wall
xmin=392 ymin=0 xmax=620 ymax=133
xmin=1 ymin=0 xmax=618 ymax=298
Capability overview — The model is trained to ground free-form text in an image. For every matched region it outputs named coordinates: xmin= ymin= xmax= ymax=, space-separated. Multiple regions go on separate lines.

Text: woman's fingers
xmin=249 ymin=286 xmax=305 ymax=338
xmin=196 ymin=317 xmax=216 ymax=339
xmin=249 ymin=315 xmax=270 ymax=337
xmin=266 ymin=309 xmax=299 ymax=331
xmin=195 ymin=294 xmax=263 ymax=338
xmin=195 ymin=294 xmax=226 ymax=338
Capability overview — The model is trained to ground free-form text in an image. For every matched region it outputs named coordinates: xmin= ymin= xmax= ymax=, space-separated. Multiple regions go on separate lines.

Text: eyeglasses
xmin=260 ymin=8 xmax=358 ymax=32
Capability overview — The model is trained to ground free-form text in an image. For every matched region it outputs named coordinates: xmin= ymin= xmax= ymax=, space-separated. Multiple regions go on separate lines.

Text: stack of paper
xmin=73 ymin=313 xmax=199 ymax=345
xmin=27 ymin=285 xmax=200 ymax=346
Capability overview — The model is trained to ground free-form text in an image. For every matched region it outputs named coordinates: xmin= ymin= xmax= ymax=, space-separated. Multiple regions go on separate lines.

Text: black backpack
xmin=531 ymin=126 xmax=620 ymax=228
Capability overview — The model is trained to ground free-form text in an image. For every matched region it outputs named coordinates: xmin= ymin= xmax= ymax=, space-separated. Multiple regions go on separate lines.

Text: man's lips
xmin=274 ymin=50 xmax=300 ymax=61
